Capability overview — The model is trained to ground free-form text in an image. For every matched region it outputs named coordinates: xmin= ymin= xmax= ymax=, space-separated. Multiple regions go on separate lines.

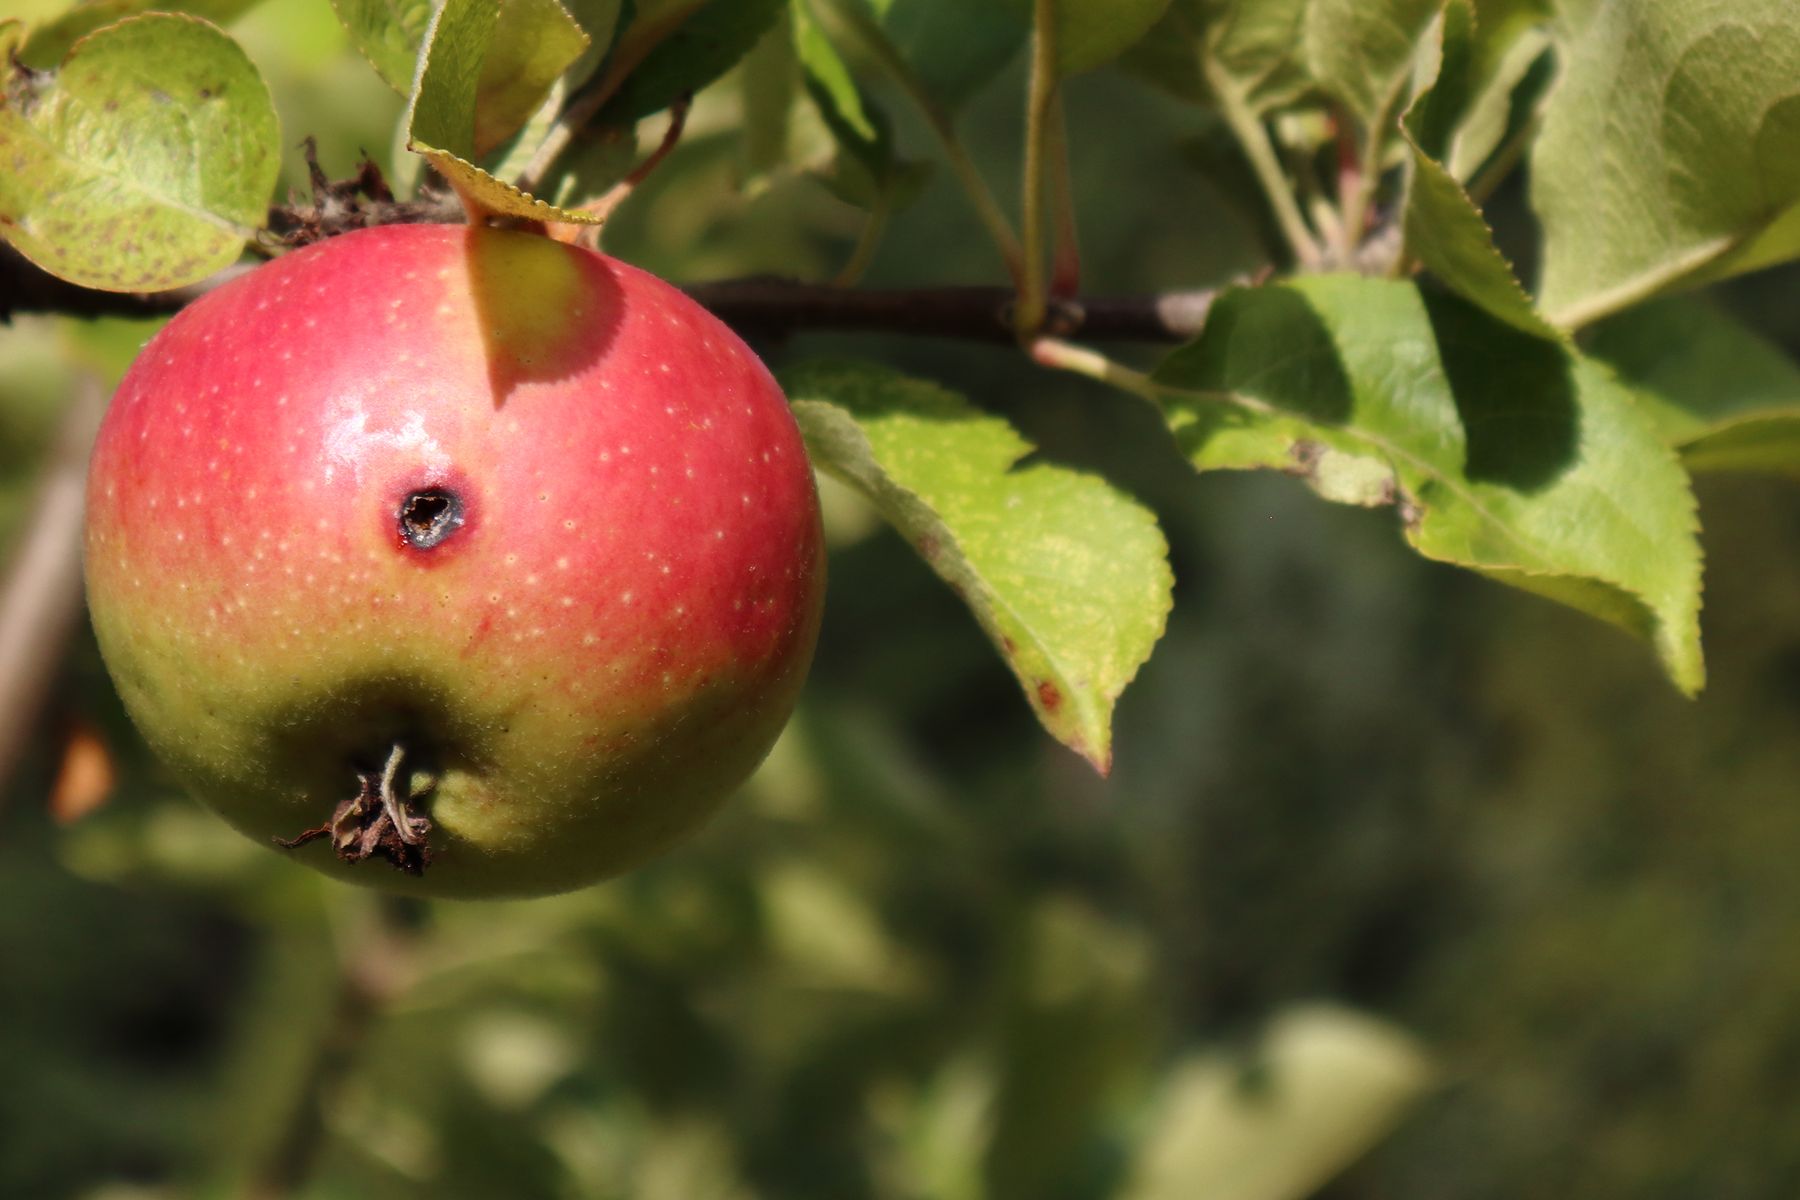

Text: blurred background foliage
xmin=5 ymin=1 xmax=1800 ymax=1197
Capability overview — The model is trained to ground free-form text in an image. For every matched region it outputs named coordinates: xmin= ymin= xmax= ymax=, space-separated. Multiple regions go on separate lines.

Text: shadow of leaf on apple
xmin=462 ymin=229 xmax=626 ymax=407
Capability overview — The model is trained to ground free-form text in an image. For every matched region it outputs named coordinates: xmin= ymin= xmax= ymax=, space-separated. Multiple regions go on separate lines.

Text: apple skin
xmin=84 ymin=223 xmax=824 ymax=898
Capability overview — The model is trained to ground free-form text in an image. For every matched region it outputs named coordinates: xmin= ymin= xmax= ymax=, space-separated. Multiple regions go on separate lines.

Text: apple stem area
xmin=273 ymin=741 xmax=436 ymax=876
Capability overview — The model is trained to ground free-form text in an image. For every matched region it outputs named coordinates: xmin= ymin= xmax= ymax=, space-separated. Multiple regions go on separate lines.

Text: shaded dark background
xmin=5 ymin=3 xmax=1800 ymax=1197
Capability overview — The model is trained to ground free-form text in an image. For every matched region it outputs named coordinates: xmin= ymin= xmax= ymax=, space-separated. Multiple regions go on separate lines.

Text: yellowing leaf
xmin=0 ymin=13 xmax=279 ymax=291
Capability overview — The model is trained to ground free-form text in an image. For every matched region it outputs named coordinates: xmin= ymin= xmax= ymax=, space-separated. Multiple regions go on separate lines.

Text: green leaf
xmin=1400 ymin=140 xmax=1552 ymax=338
xmin=598 ymin=0 xmax=784 ymax=123
xmin=1203 ymin=0 xmax=1314 ymax=114
xmin=405 ymin=0 xmax=599 ymax=223
xmin=1045 ymin=0 xmax=1174 ymax=77
xmin=1154 ymin=276 xmax=1705 ymax=694
xmin=871 ymin=0 xmax=1028 ymax=110
xmin=405 ymin=0 xmax=589 ymax=159
xmin=1115 ymin=1 xmax=1209 ymax=104
xmin=739 ymin=6 xmax=798 ymax=187
xmin=782 ymin=360 xmax=1173 ymax=772
xmin=19 ymin=0 xmax=267 ymax=67
xmin=0 ymin=13 xmax=279 ymax=292
xmin=329 ymin=0 xmax=435 ymax=91
xmin=1586 ymin=297 xmax=1800 ymax=477
xmin=1398 ymin=0 xmax=1475 ymax=161
xmin=1441 ymin=0 xmax=1551 ymax=180
xmin=1118 ymin=1006 xmax=1430 ymax=1200
xmin=1399 ymin=49 xmax=1556 ymax=339
xmin=473 ymin=0 xmax=590 ymax=157
xmin=407 ymin=0 xmax=504 ymax=158
xmin=562 ymin=0 xmax=624 ymax=88
xmin=1301 ymin=0 xmax=1442 ymax=128
xmin=793 ymin=0 xmax=924 ymax=210
xmin=795 ymin=0 xmax=876 ymax=147
xmin=1532 ymin=0 xmax=1800 ymax=329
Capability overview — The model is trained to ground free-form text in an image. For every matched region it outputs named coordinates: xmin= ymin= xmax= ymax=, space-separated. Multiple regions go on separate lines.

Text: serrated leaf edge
xmin=792 ymin=376 xmax=1172 ymax=772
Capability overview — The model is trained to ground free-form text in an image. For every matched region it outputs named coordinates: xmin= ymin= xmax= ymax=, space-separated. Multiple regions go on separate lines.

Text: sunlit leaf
xmin=782 ymin=360 xmax=1174 ymax=772
xmin=0 ymin=13 xmax=279 ymax=292
xmin=1532 ymin=0 xmax=1800 ymax=328
xmin=406 ymin=0 xmax=588 ymax=159
xmin=473 ymin=0 xmax=590 ymax=157
xmin=1401 ymin=138 xmax=1551 ymax=338
xmin=19 ymin=0 xmax=267 ymax=67
xmin=405 ymin=0 xmax=599 ymax=223
xmin=1155 ymin=276 xmax=1705 ymax=693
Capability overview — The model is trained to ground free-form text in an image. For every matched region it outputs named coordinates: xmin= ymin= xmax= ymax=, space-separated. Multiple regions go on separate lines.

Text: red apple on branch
xmin=84 ymin=224 xmax=825 ymax=898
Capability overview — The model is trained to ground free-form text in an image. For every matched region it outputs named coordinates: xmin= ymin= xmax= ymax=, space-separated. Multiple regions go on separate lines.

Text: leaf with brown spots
xmin=783 ymin=360 xmax=1173 ymax=773
xmin=0 ymin=13 xmax=279 ymax=292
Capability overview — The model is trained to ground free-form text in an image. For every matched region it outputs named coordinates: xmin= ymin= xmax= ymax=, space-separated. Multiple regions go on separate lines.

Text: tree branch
xmin=1 ymin=243 xmax=1216 ymax=344
xmin=683 ymin=280 xmax=1216 ymax=343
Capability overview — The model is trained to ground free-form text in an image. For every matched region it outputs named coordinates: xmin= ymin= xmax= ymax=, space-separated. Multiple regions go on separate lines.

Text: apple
xmin=84 ymin=223 xmax=825 ymax=898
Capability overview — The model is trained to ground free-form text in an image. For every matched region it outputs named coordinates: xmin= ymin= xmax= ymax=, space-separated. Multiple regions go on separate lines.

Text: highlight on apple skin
xmin=83 ymin=224 xmax=826 ymax=898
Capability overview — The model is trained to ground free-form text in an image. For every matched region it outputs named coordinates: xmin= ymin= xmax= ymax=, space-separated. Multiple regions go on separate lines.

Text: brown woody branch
xmin=0 ymin=232 xmax=1216 ymax=344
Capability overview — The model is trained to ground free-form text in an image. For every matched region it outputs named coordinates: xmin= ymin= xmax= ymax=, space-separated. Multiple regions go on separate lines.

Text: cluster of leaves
xmin=4 ymin=1 xmax=1800 ymax=762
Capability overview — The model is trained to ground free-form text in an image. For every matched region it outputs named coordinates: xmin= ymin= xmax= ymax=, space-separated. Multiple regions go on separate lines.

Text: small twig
xmin=1030 ymin=335 xmax=1273 ymax=414
xmin=1046 ymin=97 xmax=1081 ymax=299
xmin=831 ymin=187 xmax=892 ymax=287
xmin=518 ymin=1 xmax=704 ymax=193
xmin=1337 ymin=95 xmax=1399 ymax=266
xmin=810 ymin=0 xmax=1025 ymax=284
xmin=0 ymin=372 xmax=108 ymax=801
xmin=1015 ymin=0 xmax=1060 ymax=337
xmin=1203 ymin=59 xmax=1322 ymax=269
xmin=553 ymin=94 xmax=693 ymax=247
xmin=1029 ymin=336 xmax=1161 ymax=397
